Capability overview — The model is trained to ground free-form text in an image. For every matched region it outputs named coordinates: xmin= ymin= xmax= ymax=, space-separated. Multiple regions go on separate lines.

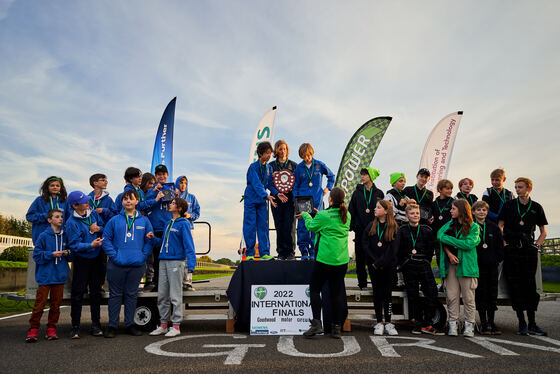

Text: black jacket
xmin=348 ymin=183 xmax=384 ymax=233
xmin=362 ymin=221 xmax=398 ymax=268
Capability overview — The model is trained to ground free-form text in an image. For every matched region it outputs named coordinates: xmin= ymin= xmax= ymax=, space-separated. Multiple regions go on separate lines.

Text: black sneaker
xmin=125 ymin=326 xmax=143 ymax=336
xmin=480 ymin=323 xmax=492 ymax=335
xmin=90 ymin=324 xmax=103 ymax=337
xmin=104 ymin=327 xmax=116 ymax=338
xmin=70 ymin=326 xmax=80 ymax=339
xmin=490 ymin=323 xmax=502 ymax=335
xmin=528 ymin=324 xmax=547 ymax=336
xmin=411 ymin=326 xmax=422 ymax=335
xmin=330 ymin=324 xmax=341 ymax=339
xmin=303 ymin=319 xmax=324 ymax=338
xmin=285 ymin=254 xmax=296 ymax=260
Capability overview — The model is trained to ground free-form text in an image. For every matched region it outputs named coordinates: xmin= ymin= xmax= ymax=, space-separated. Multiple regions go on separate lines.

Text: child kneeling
xmin=150 ymin=198 xmax=196 ymax=337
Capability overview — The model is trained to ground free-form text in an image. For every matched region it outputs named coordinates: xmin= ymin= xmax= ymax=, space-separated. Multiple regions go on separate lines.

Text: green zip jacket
xmin=302 ymin=208 xmax=351 ymax=266
xmin=437 ymin=220 xmax=480 ymax=278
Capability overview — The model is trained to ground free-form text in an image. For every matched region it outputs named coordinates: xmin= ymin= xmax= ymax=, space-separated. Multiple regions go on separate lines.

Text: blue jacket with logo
xmin=153 ymin=217 xmax=197 ymax=270
xmin=293 ymin=159 xmax=335 ymax=209
xmin=102 ymin=211 xmax=154 ymax=267
xmin=243 ymin=161 xmax=279 ymax=204
xmin=33 ymin=227 xmax=71 ymax=285
xmin=115 ymin=184 xmax=157 ymax=214
xmin=88 ymin=190 xmax=117 ymax=223
xmin=145 ymin=186 xmax=173 ymax=233
xmin=26 ymin=196 xmax=70 ymax=244
xmin=66 ymin=210 xmax=104 ymax=259
xmin=175 ymin=175 xmax=201 ymax=230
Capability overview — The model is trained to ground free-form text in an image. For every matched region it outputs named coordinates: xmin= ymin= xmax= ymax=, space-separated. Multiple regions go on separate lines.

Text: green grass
xmin=542 ymin=282 xmax=560 ymax=293
xmin=541 ymin=255 xmax=560 ymax=267
xmin=192 ymin=272 xmax=233 ymax=281
xmin=0 ymin=261 xmax=27 ymax=268
xmin=0 ymin=298 xmax=34 ymax=316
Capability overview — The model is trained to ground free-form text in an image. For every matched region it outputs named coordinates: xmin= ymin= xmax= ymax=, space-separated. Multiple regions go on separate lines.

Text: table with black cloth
xmin=226 ymin=260 xmax=347 ymax=333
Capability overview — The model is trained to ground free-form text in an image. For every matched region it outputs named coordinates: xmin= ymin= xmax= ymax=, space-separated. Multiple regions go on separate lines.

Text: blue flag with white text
xmin=150 ymin=97 xmax=176 ymax=182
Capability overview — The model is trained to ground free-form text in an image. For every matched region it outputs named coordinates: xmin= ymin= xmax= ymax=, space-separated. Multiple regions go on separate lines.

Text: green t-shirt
xmin=302 ymin=208 xmax=351 ymax=266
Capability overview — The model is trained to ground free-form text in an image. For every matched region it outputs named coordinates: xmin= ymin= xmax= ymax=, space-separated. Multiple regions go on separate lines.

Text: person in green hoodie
xmin=298 ymin=187 xmax=351 ymax=339
xmin=438 ymin=199 xmax=480 ymax=337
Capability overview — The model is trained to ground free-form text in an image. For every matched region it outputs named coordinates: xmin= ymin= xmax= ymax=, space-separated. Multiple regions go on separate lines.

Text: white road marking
xmin=468 ymin=337 xmax=519 ymax=356
xmin=480 ymin=337 xmax=560 ymax=353
xmin=370 ymin=336 xmax=481 ymax=358
xmin=531 ymin=336 xmax=560 ymax=346
xmin=0 ymin=306 xmax=68 ymax=321
xmin=144 ymin=334 xmax=264 ymax=365
xmin=277 ymin=336 xmax=361 ymax=357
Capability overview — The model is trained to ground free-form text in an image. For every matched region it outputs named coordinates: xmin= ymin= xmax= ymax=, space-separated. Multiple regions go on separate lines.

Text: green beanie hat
xmin=366 ymin=167 xmax=380 ymax=183
xmin=390 ymin=172 xmax=405 ymax=186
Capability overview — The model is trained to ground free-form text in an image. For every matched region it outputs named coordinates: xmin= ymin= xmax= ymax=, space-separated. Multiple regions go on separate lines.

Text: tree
xmin=198 ymin=255 xmax=213 ymax=263
xmin=0 ymin=213 xmax=32 ymax=238
xmin=214 ymin=258 xmax=235 ymax=266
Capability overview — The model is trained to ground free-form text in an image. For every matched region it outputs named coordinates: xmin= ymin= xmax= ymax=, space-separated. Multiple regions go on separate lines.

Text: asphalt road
xmin=2 ymin=298 xmax=560 ymax=373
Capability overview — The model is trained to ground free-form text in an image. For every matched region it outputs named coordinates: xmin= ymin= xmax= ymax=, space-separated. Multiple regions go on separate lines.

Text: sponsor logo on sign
xmin=254 ymin=286 xmax=267 ymax=300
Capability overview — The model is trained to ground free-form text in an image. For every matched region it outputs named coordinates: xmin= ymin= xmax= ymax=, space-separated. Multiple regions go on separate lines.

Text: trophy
xmin=273 ymin=170 xmax=295 ymax=193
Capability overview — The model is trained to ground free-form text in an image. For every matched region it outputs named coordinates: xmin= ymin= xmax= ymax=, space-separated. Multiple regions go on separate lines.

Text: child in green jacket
xmin=438 ymin=199 xmax=480 ymax=337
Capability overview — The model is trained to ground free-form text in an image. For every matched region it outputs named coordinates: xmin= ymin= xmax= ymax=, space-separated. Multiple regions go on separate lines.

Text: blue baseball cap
xmin=67 ymin=191 xmax=90 ymax=206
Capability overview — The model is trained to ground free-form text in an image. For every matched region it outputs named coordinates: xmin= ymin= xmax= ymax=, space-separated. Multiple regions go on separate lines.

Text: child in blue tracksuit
xmin=293 ymin=143 xmax=335 ymax=260
xmin=26 ymin=209 xmax=70 ymax=343
xmin=115 ymin=167 xmax=161 ymax=213
xmin=88 ymin=173 xmax=117 ymax=223
xmin=65 ymin=191 xmax=105 ymax=339
xmin=175 ymin=175 xmax=200 ymax=289
xmin=149 ymin=198 xmax=196 ymax=337
xmin=102 ymin=189 xmax=154 ymax=338
xmin=242 ymin=142 xmax=283 ymax=261
xmin=26 ymin=176 xmax=70 ymax=244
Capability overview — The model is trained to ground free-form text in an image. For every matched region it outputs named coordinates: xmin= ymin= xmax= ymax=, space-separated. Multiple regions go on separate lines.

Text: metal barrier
xmin=0 ymin=234 xmax=33 ymax=252
xmin=542 ymin=237 xmax=560 ymax=255
xmin=193 ymin=221 xmax=212 ymax=255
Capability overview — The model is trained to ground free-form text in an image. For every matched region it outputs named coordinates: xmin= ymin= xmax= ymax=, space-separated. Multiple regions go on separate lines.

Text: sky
xmin=1 ymin=0 xmax=559 ymax=260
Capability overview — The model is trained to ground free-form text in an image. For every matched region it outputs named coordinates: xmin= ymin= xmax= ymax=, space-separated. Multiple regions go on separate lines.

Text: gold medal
xmin=519 ymin=220 xmax=524 ymax=226
xmin=412 ymin=249 xmax=417 ymax=254
xmin=377 ymin=241 xmax=382 ymax=247
xmin=309 ymin=182 xmax=313 ymax=187
xmin=366 ymin=208 xmax=370 ymax=213
xmin=482 ymin=243 xmax=488 ymax=249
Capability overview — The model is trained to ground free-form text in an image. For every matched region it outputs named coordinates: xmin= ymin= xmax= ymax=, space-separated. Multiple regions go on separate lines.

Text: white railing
xmin=195 ymin=261 xmax=232 ymax=269
xmin=0 ymin=234 xmax=33 ymax=252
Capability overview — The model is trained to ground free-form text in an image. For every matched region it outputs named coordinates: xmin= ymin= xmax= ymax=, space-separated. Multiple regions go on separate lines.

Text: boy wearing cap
xmin=65 ymin=191 xmax=105 ymax=339
xmin=483 ymin=168 xmax=513 ymax=223
xmin=348 ymin=167 xmax=384 ymax=290
xmin=403 ymin=168 xmax=434 ymax=225
xmin=386 ymin=172 xmax=412 ymax=226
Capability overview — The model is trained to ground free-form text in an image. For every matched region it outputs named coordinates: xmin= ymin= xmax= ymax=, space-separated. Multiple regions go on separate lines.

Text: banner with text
xmin=334 ymin=116 xmax=392 ymax=206
xmin=150 ymin=97 xmax=176 ymax=182
xmin=250 ymin=284 xmax=312 ymax=335
xmin=419 ymin=111 xmax=463 ymax=192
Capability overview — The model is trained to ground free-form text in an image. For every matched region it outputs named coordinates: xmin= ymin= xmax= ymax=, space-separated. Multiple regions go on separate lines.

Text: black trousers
xmin=368 ymin=265 xmax=395 ymax=322
xmin=71 ymin=253 xmax=104 ymax=327
xmin=309 ymin=261 xmax=348 ymax=325
xmin=504 ymin=245 xmax=540 ymax=311
xmin=402 ymin=260 xmax=438 ymax=326
xmin=271 ymin=199 xmax=295 ymax=258
xmin=476 ymin=264 xmax=499 ymax=312
xmin=152 ymin=231 xmax=163 ymax=289
xmin=353 ymin=230 xmax=368 ymax=288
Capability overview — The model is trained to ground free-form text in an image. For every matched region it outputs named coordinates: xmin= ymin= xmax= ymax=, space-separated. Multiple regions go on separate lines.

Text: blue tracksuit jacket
xmin=102 ymin=211 xmax=153 ymax=267
xmin=175 ymin=175 xmax=201 ymax=230
xmin=153 ymin=217 xmax=197 ymax=271
xmin=66 ymin=210 xmax=104 ymax=259
xmin=33 ymin=227 xmax=71 ymax=286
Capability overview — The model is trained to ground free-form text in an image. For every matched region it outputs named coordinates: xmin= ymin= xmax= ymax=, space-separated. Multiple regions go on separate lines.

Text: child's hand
xmin=95 ymin=208 xmax=103 ymax=214
xmin=294 ymin=213 xmax=303 ymax=219
xmin=146 ymin=231 xmax=154 ymax=240
xmin=428 ymin=216 xmax=434 ymax=224
xmin=91 ymin=238 xmax=104 ymax=248
xmin=323 ymin=187 xmax=329 ymax=196
xmin=266 ymin=195 xmax=277 ymax=208
xmin=90 ymin=223 xmax=101 ymax=233
xmin=399 ymin=199 xmax=407 ymax=207
xmin=408 ymin=199 xmax=417 ymax=205
xmin=448 ymin=253 xmax=459 ymax=264
xmin=154 ymin=183 xmax=162 ymax=191
xmin=52 ymin=251 xmax=64 ymax=258
xmin=277 ymin=193 xmax=288 ymax=203
xmin=175 ymin=189 xmax=180 ymax=196
xmin=184 ymin=212 xmax=191 ymax=219
xmin=155 ymin=191 xmax=165 ymax=201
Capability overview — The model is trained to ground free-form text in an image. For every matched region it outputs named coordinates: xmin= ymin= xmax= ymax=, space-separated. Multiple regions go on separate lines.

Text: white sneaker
xmin=463 ymin=321 xmax=475 ymax=337
xmin=448 ymin=321 xmax=458 ymax=336
xmin=374 ymin=323 xmax=385 ymax=336
xmin=164 ymin=326 xmax=181 ymax=337
xmin=149 ymin=325 xmax=168 ymax=336
xmin=385 ymin=323 xmax=398 ymax=336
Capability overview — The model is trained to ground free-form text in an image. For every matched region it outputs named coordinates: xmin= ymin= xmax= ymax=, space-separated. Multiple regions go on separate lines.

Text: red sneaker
xmin=46 ymin=327 xmax=58 ymax=340
xmin=26 ymin=328 xmax=39 ymax=343
xmin=421 ymin=325 xmax=437 ymax=335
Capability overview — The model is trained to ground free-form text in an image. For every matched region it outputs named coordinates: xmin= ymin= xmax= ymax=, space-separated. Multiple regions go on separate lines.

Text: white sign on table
xmin=250 ymin=284 xmax=312 ymax=335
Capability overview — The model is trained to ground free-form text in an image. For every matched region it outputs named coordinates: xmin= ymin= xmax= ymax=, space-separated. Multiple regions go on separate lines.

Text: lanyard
xmin=80 ymin=215 xmax=93 ymax=226
xmin=393 ymin=188 xmax=408 ymax=200
xmin=377 ymin=222 xmax=386 ymax=242
xmin=164 ymin=218 xmax=176 ymax=245
xmin=90 ymin=196 xmax=101 ymax=209
xmin=49 ymin=196 xmax=59 ymax=210
xmin=125 ymin=211 xmax=137 ymax=231
xmin=409 ymin=224 xmax=420 ymax=248
xmin=259 ymin=163 xmax=267 ymax=183
xmin=492 ymin=188 xmax=506 ymax=204
xmin=135 ymin=186 xmax=144 ymax=202
xmin=304 ymin=160 xmax=315 ymax=183
xmin=414 ymin=185 xmax=427 ymax=204
xmin=478 ymin=221 xmax=486 ymax=243
xmin=276 ymin=160 xmax=289 ymax=170
xmin=363 ymin=186 xmax=374 ymax=208
xmin=454 ymin=227 xmax=462 ymax=238
xmin=458 ymin=192 xmax=473 ymax=205
xmin=436 ymin=197 xmax=452 ymax=214
xmin=516 ymin=198 xmax=533 ymax=220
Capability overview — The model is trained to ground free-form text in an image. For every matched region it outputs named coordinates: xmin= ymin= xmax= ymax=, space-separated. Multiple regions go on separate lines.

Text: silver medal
xmin=126 ymin=232 xmax=132 ymax=238
xmin=412 ymin=249 xmax=417 ymax=254
xmin=482 ymin=243 xmax=488 ymax=248
xmin=519 ymin=220 xmax=524 ymax=226
xmin=439 ymin=215 xmax=443 ymax=220
xmin=366 ymin=208 xmax=370 ymax=213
